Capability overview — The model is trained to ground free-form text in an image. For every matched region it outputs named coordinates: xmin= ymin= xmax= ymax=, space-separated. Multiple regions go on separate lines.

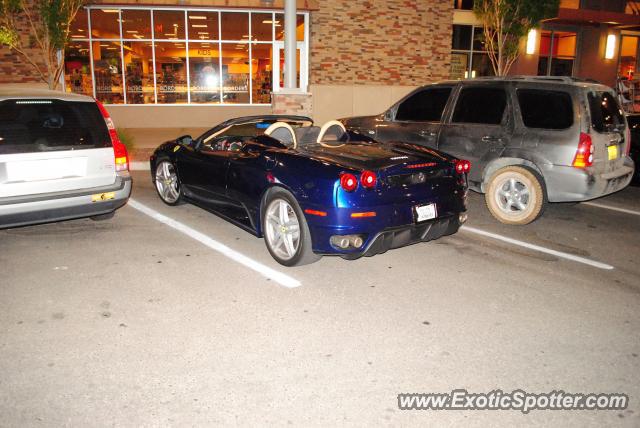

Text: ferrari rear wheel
xmin=154 ymin=160 xmax=183 ymax=206
xmin=263 ymin=189 xmax=320 ymax=266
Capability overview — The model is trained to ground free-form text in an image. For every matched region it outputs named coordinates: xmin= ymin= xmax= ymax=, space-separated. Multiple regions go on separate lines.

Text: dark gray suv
xmin=342 ymin=77 xmax=635 ymax=224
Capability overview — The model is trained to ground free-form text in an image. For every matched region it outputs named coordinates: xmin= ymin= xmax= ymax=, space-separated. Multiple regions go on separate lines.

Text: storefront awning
xmin=545 ymin=7 xmax=640 ymax=29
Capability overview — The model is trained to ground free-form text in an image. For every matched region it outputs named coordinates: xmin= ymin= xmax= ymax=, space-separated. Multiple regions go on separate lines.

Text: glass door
xmin=273 ymin=41 xmax=307 ymax=92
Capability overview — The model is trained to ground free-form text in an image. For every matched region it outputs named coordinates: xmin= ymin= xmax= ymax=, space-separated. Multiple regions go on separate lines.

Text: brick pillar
xmin=271 ymin=91 xmax=313 ymax=117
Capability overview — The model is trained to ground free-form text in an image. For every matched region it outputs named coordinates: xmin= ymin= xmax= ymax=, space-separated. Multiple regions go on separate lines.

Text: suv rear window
xmin=517 ymin=89 xmax=573 ymax=130
xmin=0 ymin=99 xmax=110 ymax=155
xmin=452 ymin=87 xmax=507 ymax=125
xmin=588 ymin=91 xmax=624 ymax=133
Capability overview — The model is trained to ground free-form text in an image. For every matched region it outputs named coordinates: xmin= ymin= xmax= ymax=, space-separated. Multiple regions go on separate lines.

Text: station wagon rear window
xmin=0 ymin=99 xmax=110 ymax=155
xmin=517 ymin=89 xmax=573 ymax=130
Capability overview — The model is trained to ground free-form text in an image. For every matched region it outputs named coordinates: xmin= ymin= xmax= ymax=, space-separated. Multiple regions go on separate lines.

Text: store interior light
xmin=605 ymin=34 xmax=616 ymax=59
xmin=526 ymin=29 xmax=537 ymax=55
xmin=189 ymin=15 xmax=207 ymax=20
xmin=192 ymin=24 xmax=208 ymax=28
xmin=101 ymin=9 xmax=119 ymax=13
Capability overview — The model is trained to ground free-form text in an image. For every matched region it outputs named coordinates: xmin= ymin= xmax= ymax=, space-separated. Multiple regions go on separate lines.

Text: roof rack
xmin=473 ymin=75 xmax=601 ymax=84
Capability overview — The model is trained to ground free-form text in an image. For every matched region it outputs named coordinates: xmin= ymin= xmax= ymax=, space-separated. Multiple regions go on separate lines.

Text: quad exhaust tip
xmin=331 ymin=234 xmax=365 ymax=249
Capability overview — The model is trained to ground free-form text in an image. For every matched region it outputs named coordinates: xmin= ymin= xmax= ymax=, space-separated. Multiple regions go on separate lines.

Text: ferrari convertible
xmin=150 ymin=115 xmax=470 ymax=266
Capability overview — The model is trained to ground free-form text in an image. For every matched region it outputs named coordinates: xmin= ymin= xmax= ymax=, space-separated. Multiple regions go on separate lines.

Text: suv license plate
xmin=608 ymin=145 xmax=618 ymax=160
xmin=415 ymin=203 xmax=437 ymax=223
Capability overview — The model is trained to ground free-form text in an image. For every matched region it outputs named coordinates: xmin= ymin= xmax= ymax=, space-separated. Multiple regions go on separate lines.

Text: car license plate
xmin=608 ymin=144 xmax=618 ymax=160
xmin=415 ymin=203 xmax=437 ymax=223
xmin=91 ymin=192 xmax=115 ymax=202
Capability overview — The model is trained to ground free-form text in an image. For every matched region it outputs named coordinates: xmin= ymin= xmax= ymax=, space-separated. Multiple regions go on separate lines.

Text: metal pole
xmin=284 ymin=0 xmax=297 ymax=89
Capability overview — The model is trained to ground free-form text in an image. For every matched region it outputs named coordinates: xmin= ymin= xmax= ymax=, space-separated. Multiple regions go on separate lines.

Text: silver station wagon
xmin=342 ymin=77 xmax=635 ymax=225
xmin=0 ymin=89 xmax=131 ymax=228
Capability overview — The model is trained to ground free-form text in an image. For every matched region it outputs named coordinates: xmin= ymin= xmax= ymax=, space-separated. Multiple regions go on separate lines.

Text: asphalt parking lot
xmin=1 ymin=170 xmax=639 ymax=427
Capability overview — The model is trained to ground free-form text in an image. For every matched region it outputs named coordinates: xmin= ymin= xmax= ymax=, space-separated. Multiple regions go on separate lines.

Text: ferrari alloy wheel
xmin=485 ymin=166 xmax=545 ymax=225
xmin=262 ymin=190 xmax=321 ymax=266
xmin=154 ymin=160 xmax=183 ymax=205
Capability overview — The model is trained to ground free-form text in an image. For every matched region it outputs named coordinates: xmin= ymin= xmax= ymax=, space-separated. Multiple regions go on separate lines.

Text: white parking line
xmin=460 ymin=225 xmax=614 ymax=270
xmin=127 ymin=199 xmax=302 ymax=288
xmin=582 ymin=201 xmax=640 ymax=217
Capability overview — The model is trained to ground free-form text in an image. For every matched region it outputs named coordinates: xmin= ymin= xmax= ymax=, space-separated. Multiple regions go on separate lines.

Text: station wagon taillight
xmin=573 ymin=133 xmax=594 ymax=168
xmin=96 ymin=100 xmax=129 ymax=172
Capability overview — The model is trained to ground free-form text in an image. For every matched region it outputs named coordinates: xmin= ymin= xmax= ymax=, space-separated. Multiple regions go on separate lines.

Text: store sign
xmin=198 ymin=49 xmax=212 ymax=56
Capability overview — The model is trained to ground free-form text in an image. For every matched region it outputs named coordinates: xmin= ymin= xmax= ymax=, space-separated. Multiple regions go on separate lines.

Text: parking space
xmin=1 ymin=171 xmax=639 ymax=426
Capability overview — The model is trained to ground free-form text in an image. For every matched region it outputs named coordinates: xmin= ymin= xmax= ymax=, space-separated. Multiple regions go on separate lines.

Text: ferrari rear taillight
xmin=573 ymin=133 xmax=593 ymax=168
xmin=96 ymin=100 xmax=129 ymax=172
xmin=454 ymin=159 xmax=471 ymax=174
xmin=340 ymin=173 xmax=358 ymax=192
xmin=360 ymin=170 xmax=377 ymax=189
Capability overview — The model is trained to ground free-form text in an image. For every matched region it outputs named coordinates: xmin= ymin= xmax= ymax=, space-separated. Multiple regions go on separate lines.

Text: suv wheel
xmin=485 ymin=166 xmax=545 ymax=225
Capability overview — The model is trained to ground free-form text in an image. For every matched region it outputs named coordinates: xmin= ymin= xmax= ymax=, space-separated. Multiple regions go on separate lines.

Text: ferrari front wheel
xmin=262 ymin=189 xmax=320 ymax=266
xmin=154 ymin=159 xmax=184 ymax=206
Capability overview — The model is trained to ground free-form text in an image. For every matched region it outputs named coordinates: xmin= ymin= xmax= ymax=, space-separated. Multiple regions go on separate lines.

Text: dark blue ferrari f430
xmin=150 ymin=115 xmax=470 ymax=266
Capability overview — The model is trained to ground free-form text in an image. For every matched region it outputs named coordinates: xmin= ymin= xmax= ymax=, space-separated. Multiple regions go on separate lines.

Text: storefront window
xmin=154 ymin=10 xmax=185 ymax=40
xmin=64 ymin=42 xmax=93 ymax=96
xmin=252 ymin=13 xmax=274 ymax=42
xmin=537 ymin=30 xmax=577 ymax=77
xmin=619 ymin=35 xmax=638 ymax=80
xmin=123 ymin=42 xmax=155 ymax=104
xmin=65 ymin=6 xmax=309 ymax=105
xmin=221 ymin=43 xmax=250 ymax=104
xmin=155 ymin=42 xmax=188 ymax=103
xmin=450 ymin=24 xmax=494 ymax=79
xmin=275 ymin=13 xmax=304 ymax=41
xmin=122 ymin=10 xmax=152 ymax=40
xmin=221 ymin=12 xmax=248 ymax=41
xmin=189 ymin=42 xmax=221 ymax=103
xmin=188 ymin=11 xmax=219 ymax=41
xmin=453 ymin=0 xmax=474 ymax=9
xmin=90 ymin=9 xmax=120 ymax=39
xmin=93 ymin=41 xmax=124 ymax=104
xmin=252 ymin=43 xmax=273 ymax=104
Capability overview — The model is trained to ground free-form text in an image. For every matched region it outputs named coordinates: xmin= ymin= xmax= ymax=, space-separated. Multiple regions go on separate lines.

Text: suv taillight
xmin=96 ymin=100 xmax=129 ymax=172
xmin=573 ymin=133 xmax=594 ymax=168
xmin=625 ymin=126 xmax=631 ymax=157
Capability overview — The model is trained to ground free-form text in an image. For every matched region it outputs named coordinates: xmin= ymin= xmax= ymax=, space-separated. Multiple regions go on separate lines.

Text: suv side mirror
xmin=384 ymin=109 xmax=394 ymax=121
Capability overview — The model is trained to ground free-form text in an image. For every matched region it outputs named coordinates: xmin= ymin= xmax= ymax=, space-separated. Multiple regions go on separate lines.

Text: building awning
xmin=88 ymin=0 xmax=319 ymax=11
xmin=545 ymin=7 xmax=640 ymax=29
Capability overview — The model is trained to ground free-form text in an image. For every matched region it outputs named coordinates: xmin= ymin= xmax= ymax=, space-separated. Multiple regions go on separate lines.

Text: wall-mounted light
xmin=605 ymin=34 xmax=616 ymax=59
xmin=526 ymin=29 xmax=537 ymax=55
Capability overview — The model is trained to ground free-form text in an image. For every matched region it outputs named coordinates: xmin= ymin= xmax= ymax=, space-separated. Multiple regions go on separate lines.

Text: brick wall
xmin=0 ymin=9 xmax=46 ymax=85
xmin=310 ymin=0 xmax=453 ymax=86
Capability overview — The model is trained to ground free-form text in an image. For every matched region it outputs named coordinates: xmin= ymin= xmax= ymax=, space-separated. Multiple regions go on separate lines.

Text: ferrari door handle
xmin=420 ymin=131 xmax=437 ymax=137
xmin=482 ymin=136 xmax=502 ymax=143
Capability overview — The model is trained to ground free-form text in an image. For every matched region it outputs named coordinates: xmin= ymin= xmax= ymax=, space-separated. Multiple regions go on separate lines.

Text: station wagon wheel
xmin=154 ymin=160 xmax=183 ymax=206
xmin=485 ymin=166 xmax=545 ymax=225
xmin=262 ymin=189 xmax=321 ymax=266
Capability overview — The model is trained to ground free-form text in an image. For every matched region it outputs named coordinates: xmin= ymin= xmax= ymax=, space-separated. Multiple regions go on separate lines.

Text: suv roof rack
xmin=473 ymin=75 xmax=601 ymax=84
